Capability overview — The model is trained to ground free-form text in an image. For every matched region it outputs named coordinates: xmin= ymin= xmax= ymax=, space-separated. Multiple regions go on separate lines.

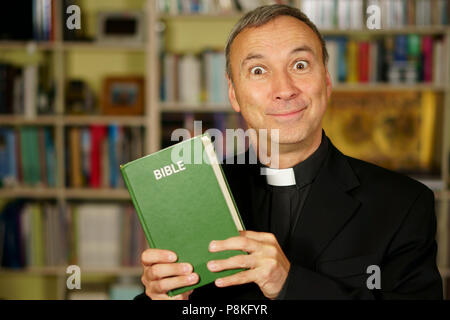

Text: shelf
xmin=160 ymin=102 xmax=234 ymax=113
xmin=0 ymin=187 xmax=60 ymax=199
xmin=0 ymin=267 xmax=141 ymax=276
xmin=159 ymin=13 xmax=243 ymax=20
xmin=64 ymin=188 xmax=131 ymax=200
xmin=63 ymin=115 xmax=146 ymax=126
xmin=61 ymin=41 xmax=146 ymax=52
xmin=321 ymin=26 xmax=450 ymax=36
xmin=332 ymin=83 xmax=448 ymax=92
xmin=157 ymin=16 xmax=449 ymax=34
xmin=0 ymin=41 xmax=56 ymax=51
xmin=0 ymin=115 xmax=146 ymax=126
xmin=0 ymin=41 xmax=146 ymax=52
xmin=0 ymin=188 xmax=131 ymax=200
xmin=0 ymin=115 xmax=59 ymax=125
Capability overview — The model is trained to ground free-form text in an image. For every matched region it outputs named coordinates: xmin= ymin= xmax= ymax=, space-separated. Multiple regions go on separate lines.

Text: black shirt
xmin=189 ymin=131 xmax=329 ymax=300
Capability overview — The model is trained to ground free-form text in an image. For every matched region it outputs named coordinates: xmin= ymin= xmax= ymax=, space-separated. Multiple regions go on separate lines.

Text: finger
xmin=145 ymin=286 xmax=194 ymax=301
xmin=209 ymin=236 xmax=260 ymax=253
xmin=141 ymin=249 xmax=177 ymax=266
xmin=151 ymin=273 xmax=199 ymax=294
xmin=215 ymin=269 xmax=256 ymax=288
xmin=240 ymin=231 xmax=278 ymax=244
xmin=151 ymin=263 xmax=193 ymax=279
xmin=207 ymin=254 xmax=254 ymax=272
xmin=170 ymin=290 xmax=194 ymax=300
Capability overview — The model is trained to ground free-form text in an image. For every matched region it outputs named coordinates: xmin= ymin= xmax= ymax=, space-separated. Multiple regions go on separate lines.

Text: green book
xmin=120 ymin=134 xmax=246 ymax=297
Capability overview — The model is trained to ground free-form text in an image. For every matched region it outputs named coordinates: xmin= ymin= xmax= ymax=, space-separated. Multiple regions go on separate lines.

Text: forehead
xmin=231 ymin=15 xmax=322 ymax=61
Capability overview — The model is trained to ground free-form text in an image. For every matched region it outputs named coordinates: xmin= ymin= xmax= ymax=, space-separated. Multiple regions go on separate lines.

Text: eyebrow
xmin=240 ymin=45 xmax=316 ymax=69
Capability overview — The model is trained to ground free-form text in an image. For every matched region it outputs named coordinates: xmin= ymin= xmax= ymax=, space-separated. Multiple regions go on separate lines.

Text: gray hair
xmin=225 ymin=4 xmax=329 ymax=82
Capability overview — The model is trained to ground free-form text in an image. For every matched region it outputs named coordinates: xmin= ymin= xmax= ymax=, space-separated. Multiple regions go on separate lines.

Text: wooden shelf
xmin=0 ymin=188 xmax=131 ymax=200
xmin=0 ymin=187 xmax=60 ymax=199
xmin=63 ymin=115 xmax=146 ymax=126
xmin=332 ymin=83 xmax=449 ymax=92
xmin=159 ymin=13 xmax=242 ymax=20
xmin=0 ymin=115 xmax=146 ymax=126
xmin=158 ymin=15 xmax=449 ymax=34
xmin=64 ymin=188 xmax=131 ymax=200
xmin=0 ymin=41 xmax=56 ymax=51
xmin=0 ymin=267 xmax=141 ymax=276
xmin=321 ymin=26 xmax=449 ymax=36
xmin=61 ymin=42 xmax=146 ymax=52
xmin=0 ymin=115 xmax=59 ymax=125
xmin=0 ymin=41 xmax=146 ymax=52
xmin=160 ymin=102 xmax=233 ymax=113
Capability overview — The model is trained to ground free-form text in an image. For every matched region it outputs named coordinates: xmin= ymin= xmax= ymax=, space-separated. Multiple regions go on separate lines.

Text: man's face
xmin=228 ymin=16 xmax=332 ymax=145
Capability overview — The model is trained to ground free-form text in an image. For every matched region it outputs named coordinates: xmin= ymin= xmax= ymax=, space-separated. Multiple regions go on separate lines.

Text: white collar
xmin=262 ymin=167 xmax=296 ymax=186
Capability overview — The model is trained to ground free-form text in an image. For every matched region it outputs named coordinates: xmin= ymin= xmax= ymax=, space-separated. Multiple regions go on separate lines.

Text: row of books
xmin=32 ymin=0 xmax=55 ymax=41
xmin=0 ymin=127 xmax=56 ymax=188
xmin=1 ymin=1 xmax=54 ymax=41
xmin=325 ymin=35 xmax=447 ymax=84
xmin=301 ymin=0 xmax=449 ymax=30
xmin=161 ymin=51 xmax=228 ymax=105
xmin=66 ymin=125 xmax=144 ymax=189
xmin=0 ymin=201 xmax=147 ymax=269
xmin=157 ymin=0 xmax=295 ymax=14
xmin=0 ymin=62 xmax=54 ymax=116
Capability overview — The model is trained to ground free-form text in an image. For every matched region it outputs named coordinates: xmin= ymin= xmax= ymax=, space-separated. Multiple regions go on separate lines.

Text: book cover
xmin=69 ymin=127 xmax=82 ymax=188
xmin=120 ymin=134 xmax=246 ymax=296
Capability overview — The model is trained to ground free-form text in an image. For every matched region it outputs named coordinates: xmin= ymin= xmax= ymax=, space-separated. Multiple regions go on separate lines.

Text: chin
xmin=270 ymin=127 xmax=308 ymax=145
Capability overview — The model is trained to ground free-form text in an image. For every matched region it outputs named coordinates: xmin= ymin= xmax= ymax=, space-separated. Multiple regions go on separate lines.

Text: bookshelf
xmin=0 ymin=0 xmax=449 ymax=300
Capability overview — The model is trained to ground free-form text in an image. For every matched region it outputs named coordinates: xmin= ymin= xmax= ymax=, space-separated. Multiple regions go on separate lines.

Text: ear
xmin=227 ymin=74 xmax=241 ymax=113
xmin=325 ymin=67 xmax=332 ymax=99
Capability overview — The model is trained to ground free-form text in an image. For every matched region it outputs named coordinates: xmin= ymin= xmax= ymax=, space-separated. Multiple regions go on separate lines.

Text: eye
xmin=250 ymin=66 xmax=267 ymax=75
xmin=293 ymin=60 xmax=309 ymax=71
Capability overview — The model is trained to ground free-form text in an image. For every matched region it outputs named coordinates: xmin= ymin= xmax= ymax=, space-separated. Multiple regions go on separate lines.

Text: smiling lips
xmin=268 ymin=106 xmax=308 ymax=118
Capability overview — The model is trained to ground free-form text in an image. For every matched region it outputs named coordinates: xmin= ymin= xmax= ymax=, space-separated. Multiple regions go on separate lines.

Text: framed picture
xmin=97 ymin=11 xmax=145 ymax=45
xmin=102 ymin=76 xmax=145 ymax=115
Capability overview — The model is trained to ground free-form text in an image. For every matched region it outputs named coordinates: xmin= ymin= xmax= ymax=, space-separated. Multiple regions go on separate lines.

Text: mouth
xmin=268 ymin=106 xmax=308 ymax=119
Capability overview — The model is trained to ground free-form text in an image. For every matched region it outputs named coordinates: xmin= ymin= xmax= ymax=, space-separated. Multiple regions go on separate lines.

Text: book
xmin=120 ymin=134 xmax=246 ymax=296
xmin=77 ymin=204 xmax=122 ymax=268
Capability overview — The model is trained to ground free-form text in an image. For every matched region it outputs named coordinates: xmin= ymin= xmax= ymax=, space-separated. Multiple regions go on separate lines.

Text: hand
xmin=207 ymin=231 xmax=290 ymax=299
xmin=141 ymin=248 xmax=199 ymax=300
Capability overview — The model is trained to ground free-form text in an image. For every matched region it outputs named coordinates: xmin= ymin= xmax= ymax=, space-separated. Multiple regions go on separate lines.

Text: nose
xmin=272 ymin=70 xmax=300 ymax=102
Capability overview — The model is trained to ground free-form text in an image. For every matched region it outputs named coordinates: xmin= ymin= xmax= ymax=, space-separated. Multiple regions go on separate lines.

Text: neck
xmin=251 ymin=129 xmax=323 ymax=169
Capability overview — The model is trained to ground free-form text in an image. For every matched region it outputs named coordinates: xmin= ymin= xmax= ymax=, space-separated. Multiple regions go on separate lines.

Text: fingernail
xmin=209 ymin=241 xmax=216 ymax=251
xmin=215 ymin=279 xmax=223 ymax=287
xmin=189 ymin=273 xmax=197 ymax=282
xmin=168 ymin=253 xmax=177 ymax=261
xmin=208 ymin=262 xmax=217 ymax=271
xmin=183 ymin=264 xmax=192 ymax=273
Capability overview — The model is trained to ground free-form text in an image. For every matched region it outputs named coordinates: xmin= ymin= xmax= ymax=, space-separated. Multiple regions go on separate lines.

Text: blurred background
xmin=0 ymin=0 xmax=449 ymax=299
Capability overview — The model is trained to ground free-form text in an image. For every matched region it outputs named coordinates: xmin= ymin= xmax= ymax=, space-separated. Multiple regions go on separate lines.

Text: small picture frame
xmin=102 ymin=76 xmax=145 ymax=115
xmin=97 ymin=11 xmax=145 ymax=45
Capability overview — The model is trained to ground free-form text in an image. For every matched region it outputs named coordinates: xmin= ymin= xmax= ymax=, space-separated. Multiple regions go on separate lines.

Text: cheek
xmin=242 ymin=81 xmax=270 ymax=105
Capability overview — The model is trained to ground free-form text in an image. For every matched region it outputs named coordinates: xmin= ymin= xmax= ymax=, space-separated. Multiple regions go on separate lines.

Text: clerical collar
xmin=265 ymin=168 xmax=296 ymax=186
xmin=263 ymin=131 xmax=329 ymax=188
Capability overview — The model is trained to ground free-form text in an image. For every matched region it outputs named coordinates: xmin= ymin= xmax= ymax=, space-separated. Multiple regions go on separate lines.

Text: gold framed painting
xmin=101 ymin=76 xmax=145 ymax=115
xmin=323 ymin=90 xmax=442 ymax=173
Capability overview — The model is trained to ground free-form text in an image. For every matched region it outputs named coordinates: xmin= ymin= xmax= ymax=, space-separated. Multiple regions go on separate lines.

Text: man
xmin=137 ymin=5 xmax=442 ymax=300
